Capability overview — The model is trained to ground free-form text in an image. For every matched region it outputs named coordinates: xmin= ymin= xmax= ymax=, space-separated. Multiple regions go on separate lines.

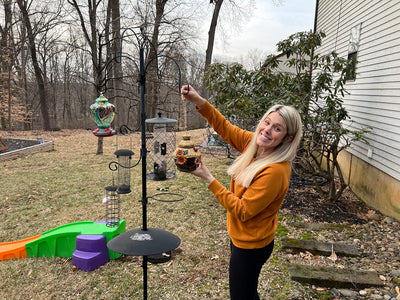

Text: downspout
xmin=313 ymin=0 xmax=319 ymax=34
xmin=310 ymin=0 xmax=319 ymax=69
xmin=308 ymin=0 xmax=319 ymax=110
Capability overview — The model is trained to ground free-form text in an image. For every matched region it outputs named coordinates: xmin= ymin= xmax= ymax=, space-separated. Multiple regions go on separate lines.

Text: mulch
xmin=282 ymin=178 xmax=370 ymax=224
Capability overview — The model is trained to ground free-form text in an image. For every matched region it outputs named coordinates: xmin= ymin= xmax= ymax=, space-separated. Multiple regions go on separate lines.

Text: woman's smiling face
xmin=256 ymin=112 xmax=289 ymax=157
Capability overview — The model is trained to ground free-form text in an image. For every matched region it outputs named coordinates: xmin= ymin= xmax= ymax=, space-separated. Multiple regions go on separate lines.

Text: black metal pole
xmin=139 ymin=40 xmax=148 ymax=300
xmin=143 ymin=255 xmax=148 ymax=300
xmin=139 ymin=47 xmax=148 ymax=232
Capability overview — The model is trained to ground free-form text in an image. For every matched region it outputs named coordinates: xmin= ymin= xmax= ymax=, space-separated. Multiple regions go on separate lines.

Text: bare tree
xmin=203 ymin=0 xmax=254 ymax=99
xmin=145 ymin=0 xmax=167 ymax=120
xmin=17 ymin=0 xmax=52 ymax=130
xmin=109 ymin=0 xmax=126 ymax=127
xmin=2 ymin=0 xmax=256 ymax=132
xmin=0 ymin=0 xmax=13 ymax=129
xmin=68 ymin=0 xmax=110 ymax=154
xmin=205 ymin=0 xmax=224 ymax=70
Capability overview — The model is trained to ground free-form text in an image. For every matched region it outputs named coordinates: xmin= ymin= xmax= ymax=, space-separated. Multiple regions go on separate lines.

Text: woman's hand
xmin=190 ymin=157 xmax=215 ymax=184
xmin=181 ymin=85 xmax=206 ymax=108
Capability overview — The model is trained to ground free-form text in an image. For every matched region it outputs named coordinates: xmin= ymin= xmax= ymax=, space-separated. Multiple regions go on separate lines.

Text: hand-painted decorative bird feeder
xmin=145 ymin=113 xmax=177 ymax=181
xmin=113 ymin=149 xmax=135 ymax=194
xmin=174 ymin=135 xmax=201 ymax=172
xmin=89 ymin=93 xmax=116 ymax=137
xmin=103 ymin=185 xmax=120 ymax=227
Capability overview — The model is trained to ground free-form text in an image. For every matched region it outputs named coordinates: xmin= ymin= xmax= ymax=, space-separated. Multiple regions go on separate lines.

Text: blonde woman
xmin=181 ymin=85 xmax=302 ymax=300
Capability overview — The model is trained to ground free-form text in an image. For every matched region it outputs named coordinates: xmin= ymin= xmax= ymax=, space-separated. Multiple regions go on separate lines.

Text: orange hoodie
xmin=198 ymin=101 xmax=291 ymax=249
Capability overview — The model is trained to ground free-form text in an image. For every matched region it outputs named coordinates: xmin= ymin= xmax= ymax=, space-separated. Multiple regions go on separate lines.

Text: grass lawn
xmin=0 ymin=129 xmax=314 ymax=299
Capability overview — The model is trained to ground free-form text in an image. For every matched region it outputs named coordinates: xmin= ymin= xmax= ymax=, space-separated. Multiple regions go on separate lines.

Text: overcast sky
xmin=208 ymin=0 xmax=316 ymax=60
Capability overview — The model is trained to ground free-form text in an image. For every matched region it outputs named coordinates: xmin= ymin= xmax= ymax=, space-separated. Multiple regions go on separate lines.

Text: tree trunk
xmin=110 ymin=0 xmax=125 ymax=128
xmin=203 ymin=0 xmax=223 ymax=99
xmin=0 ymin=0 xmax=11 ymax=129
xmin=69 ymin=0 xmax=107 ymax=154
xmin=146 ymin=0 xmax=167 ymax=120
xmin=17 ymin=0 xmax=51 ymax=130
xmin=205 ymin=0 xmax=224 ymax=69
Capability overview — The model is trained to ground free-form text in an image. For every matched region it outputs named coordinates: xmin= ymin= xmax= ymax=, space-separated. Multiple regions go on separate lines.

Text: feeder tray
xmin=107 ymin=228 xmax=181 ymax=256
xmin=93 ymin=128 xmax=116 ymax=137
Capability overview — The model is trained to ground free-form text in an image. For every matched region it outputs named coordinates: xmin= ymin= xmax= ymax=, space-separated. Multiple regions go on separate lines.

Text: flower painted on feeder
xmin=174 ymin=135 xmax=201 ymax=172
xmin=176 ymin=156 xmax=187 ymax=165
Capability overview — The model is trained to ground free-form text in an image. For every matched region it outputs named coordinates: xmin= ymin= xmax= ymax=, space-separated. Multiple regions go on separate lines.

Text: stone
xmin=281 ymin=237 xmax=361 ymax=257
xmin=288 ymin=264 xmax=385 ymax=288
xmin=370 ymin=294 xmax=384 ymax=300
xmin=383 ymin=217 xmax=394 ymax=224
xmin=330 ymin=288 xmax=340 ymax=297
xmin=339 ymin=289 xmax=359 ymax=298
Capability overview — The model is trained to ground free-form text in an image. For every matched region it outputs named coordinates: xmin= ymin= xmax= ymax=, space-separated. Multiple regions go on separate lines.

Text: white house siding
xmin=314 ymin=0 xmax=400 ymax=182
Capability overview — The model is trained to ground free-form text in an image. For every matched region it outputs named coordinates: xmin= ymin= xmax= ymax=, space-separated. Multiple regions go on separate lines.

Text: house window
xmin=347 ymin=52 xmax=357 ymax=80
xmin=347 ymin=23 xmax=362 ymax=80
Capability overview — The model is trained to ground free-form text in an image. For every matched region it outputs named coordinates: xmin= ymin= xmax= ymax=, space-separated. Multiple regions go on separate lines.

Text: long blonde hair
xmin=227 ymin=104 xmax=302 ymax=188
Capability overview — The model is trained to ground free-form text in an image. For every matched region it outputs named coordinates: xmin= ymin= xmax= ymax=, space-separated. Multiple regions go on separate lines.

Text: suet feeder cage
xmin=145 ymin=113 xmax=177 ymax=181
xmin=104 ymin=185 xmax=120 ymax=228
xmin=114 ymin=149 xmax=135 ymax=194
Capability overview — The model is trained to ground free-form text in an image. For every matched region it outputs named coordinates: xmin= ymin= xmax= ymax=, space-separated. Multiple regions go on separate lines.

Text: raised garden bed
xmin=0 ymin=138 xmax=54 ymax=161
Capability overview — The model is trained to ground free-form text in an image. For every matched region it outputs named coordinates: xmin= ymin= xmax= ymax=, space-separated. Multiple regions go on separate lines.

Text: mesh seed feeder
xmin=145 ymin=113 xmax=177 ymax=181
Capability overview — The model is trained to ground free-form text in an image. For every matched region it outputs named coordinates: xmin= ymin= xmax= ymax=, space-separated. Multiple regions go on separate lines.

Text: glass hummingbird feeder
xmin=89 ymin=93 xmax=116 ymax=137
xmin=145 ymin=113 xmax=177 ymax=181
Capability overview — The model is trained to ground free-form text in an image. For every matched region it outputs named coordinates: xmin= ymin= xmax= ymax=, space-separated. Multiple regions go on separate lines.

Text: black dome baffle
xmin=107 ymin=228 xmax=181 ymax=256
xmin=114 ymin=149 xmax=135 ymax=156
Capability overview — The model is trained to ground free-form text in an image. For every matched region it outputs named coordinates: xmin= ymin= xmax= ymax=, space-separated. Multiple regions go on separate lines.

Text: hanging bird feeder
xmin=145 ymin=113 xmax=177 ymax=181
xmin=103 ymin=185 xmax=121 ymax=227
xmin=174 ymin=135 xmax=201 ymax=172
xmin=111 ymin=149 xmax=135 ymax=194
xmin=89 ymin=93 xmax=116 ymax=137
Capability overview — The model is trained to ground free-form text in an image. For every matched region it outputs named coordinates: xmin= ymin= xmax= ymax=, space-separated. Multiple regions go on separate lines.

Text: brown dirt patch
xmin=282 ymin=179 xmax=370 ymax=224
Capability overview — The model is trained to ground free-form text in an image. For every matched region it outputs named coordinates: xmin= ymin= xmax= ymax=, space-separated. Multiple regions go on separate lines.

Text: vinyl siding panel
xmin=315 ymin=0 xmax=400 ymax=181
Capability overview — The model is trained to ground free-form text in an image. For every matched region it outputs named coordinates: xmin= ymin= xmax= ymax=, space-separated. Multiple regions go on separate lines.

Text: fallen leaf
xmin=366 ymin=210 xmax=376 ymax=218
xmin=328 ymin=251 xmax=338 ymax=262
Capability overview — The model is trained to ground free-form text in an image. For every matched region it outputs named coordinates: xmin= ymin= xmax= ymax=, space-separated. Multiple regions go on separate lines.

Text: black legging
xmin=229 ymin=240 xmax=274 ymax=300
